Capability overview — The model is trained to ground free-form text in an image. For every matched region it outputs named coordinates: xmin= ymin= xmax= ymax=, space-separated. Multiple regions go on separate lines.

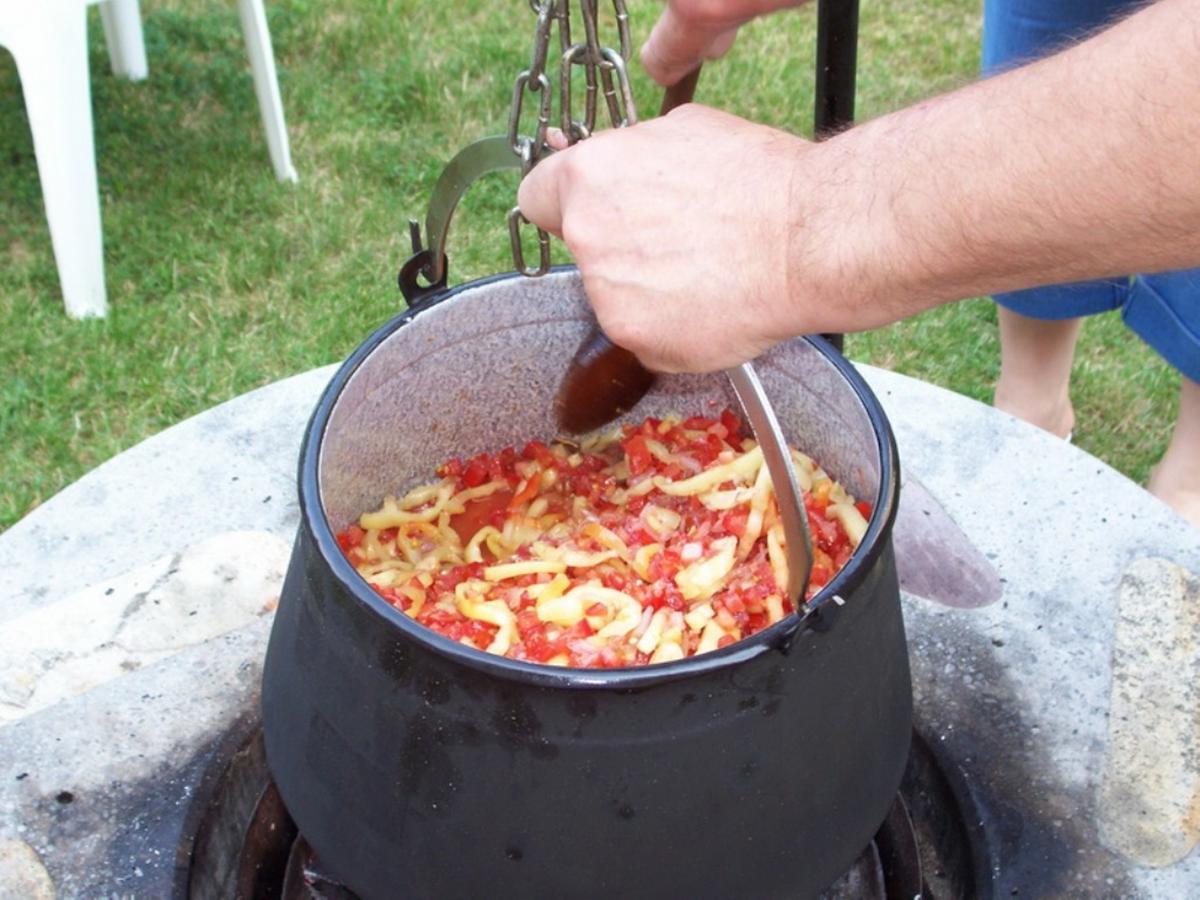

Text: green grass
xmin=0 ymin=0 xmax=1179 ymax=529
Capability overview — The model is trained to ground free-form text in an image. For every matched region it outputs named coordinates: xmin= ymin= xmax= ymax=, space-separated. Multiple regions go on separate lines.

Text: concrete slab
xmin=0 ymin=360 xmax=1197 ymax=897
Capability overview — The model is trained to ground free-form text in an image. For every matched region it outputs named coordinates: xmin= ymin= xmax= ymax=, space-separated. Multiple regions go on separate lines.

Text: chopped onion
xmin=695 ymin=620 xmax=728 ymax=655
xmin=828 ymin=502 xmax=869 ymax=547
xmin=654 ymin=446 xmax=763 ymax=496
xmin=650 ymin=641 xmax=684 ymax=663
xmin=675 ymin=536 xmax=738 ymax=602
xmin=484 ymin=560 xmax=567 ymax=581
xmin=641 ymin=504 xmax=682 ymax=539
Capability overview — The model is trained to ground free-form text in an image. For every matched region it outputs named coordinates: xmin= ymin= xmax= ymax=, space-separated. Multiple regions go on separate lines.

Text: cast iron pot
xmin=262 ymin=268 xmax=912 ymax=899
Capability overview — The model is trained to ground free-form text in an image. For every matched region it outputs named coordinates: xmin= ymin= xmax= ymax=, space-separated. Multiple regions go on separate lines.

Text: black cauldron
xmin=262 ymin=268 xmax=912 ymax=899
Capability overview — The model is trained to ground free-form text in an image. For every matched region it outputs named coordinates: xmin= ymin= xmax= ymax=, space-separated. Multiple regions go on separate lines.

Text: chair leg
xmin=10 ymin=5 xmax=107 ymax=318
xmin=236 ymin=0 xmax=298 ymax=182
xmin=98 ymin=0 xmax=149 ymax=81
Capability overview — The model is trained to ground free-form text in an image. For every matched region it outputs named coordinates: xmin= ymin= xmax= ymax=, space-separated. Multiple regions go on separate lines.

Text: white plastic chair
xmin=0 ymin=0 xmax=297 ymax=319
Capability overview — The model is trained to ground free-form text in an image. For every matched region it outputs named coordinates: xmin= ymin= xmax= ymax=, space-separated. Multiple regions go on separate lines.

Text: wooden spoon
xmin=554 ymin=67 xmax=702 ymax=435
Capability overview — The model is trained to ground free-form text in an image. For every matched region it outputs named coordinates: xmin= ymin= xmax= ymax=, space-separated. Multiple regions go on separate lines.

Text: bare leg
xmin=1148 ymin=377 xmax=1200 ymax=528
xmin=993 ymin=307 xmax=1080 ymax=439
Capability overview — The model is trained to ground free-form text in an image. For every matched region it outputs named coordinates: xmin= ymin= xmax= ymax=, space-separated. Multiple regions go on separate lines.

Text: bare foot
xmin=994 ymin=386 xmax=1076 ymax=440
xmin=1147 ymin=472 xmax=1200 ymax=528
xmin=1147 ymin=378 xmax=1200 ymax=529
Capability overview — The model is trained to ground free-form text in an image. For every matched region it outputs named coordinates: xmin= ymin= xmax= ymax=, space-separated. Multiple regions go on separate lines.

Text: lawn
xmin=0 ymin=0 xmax=1178 ymax=530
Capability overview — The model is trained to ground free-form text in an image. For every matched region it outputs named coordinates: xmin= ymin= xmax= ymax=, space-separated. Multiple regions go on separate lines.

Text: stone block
xmin=1097 ymin=557 xmax=1200 ymax=866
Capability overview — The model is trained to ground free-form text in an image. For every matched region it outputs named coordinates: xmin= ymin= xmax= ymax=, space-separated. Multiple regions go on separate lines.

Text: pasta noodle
xmin=336 ymin=410 xmax=870 ymax=669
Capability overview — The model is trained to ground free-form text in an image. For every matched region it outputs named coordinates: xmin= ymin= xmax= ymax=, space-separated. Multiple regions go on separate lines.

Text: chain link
xmin=507 ymin=71 xmax=553 ymax=161
xmin=507 ymin=0 xmax=638 ymax=277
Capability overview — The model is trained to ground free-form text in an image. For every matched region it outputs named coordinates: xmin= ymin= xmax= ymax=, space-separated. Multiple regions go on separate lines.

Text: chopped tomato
xmin=720 ymin=408 xmax=743 ymax=441
xmin=336 ymin=524 xmax=365 ymax=552
xmin=623 ymin=433 xmax=653 ymax=476
xmin=462 ymin=455 xmax=489 ymax=488
xmin=437 ymin=458 xmax=464 ymax=478
xmin=522 ymin=440 xmax=558 ymax=468
xmin=721 ymin=509 xmax=749 ymax=537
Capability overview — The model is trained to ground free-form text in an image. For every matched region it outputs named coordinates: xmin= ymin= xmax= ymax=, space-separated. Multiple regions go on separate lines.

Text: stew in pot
xmin=336 ymin=411 xmax=869 ymax=668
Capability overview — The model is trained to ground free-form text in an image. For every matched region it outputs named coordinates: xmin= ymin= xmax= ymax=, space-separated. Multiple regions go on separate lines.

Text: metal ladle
xmin=554 ymin=66 xmax=813 ymax=607
xmin=726 ymin=363 xmax=814 ymax=608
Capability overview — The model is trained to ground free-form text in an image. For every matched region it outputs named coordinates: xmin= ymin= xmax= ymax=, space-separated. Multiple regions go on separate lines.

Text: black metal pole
xmin=814 ymin=0 xmax=860 ymax=352
xmin=814 ymin=0 xmax=859 ymax=138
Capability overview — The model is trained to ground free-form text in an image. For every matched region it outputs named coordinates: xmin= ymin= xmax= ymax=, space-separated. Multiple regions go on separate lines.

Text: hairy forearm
xmin=517 ymin=0 xmax=1200 ymax=373
xmin=803 ymin=0 xmax=1200 ymax=328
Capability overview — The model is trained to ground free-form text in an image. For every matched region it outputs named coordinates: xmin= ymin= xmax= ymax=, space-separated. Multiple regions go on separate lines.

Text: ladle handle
xmin=725 ymin=362 xmax=814 ymax=607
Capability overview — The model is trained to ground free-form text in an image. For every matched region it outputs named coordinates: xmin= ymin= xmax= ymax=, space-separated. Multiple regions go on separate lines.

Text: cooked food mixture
xmin=337 ymin=411 xmax=870 ymax=668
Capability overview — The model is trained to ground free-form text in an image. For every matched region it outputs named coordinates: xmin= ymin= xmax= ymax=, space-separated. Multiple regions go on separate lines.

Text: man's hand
xmin=524 ymin=0 xmax=1200 ymax=376
xmin=518 ymin=105 xmax=809 ymax=373
xmin=642 ymin=1 xmax=809 ymax=86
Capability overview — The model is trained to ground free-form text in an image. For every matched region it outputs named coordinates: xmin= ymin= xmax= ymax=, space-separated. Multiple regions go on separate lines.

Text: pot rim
xmin=298 ymin=267 xmax=900 ymax=689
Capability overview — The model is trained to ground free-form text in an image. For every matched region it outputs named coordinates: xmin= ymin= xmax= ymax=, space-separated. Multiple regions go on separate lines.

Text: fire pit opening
xmin=183 ymin=725 xmax=982 ymax=899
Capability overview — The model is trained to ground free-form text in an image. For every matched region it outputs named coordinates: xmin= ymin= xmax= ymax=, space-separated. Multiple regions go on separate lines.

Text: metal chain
xmin=507 ymin=0 xmax=638 ymax=277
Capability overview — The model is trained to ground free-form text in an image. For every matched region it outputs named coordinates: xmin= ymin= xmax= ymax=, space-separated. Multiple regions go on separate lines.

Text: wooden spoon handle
xmin=660 ymin=66 xmax=701 ymax=116
xmin=553 ymin=68 xmax=703 ymax=434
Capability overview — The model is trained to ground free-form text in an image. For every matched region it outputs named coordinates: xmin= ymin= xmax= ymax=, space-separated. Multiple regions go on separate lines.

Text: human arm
xmin=518 ymin=0 xmax=1200 ymax=373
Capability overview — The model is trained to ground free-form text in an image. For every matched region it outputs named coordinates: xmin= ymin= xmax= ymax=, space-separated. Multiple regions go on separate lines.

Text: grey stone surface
xmin=0 ymin=369 xmax=329 ymax=897
xmin=875 ymin=374 xmax=1200 ymax=898
xmin=0 ymin=530 xmax=286 ymax=725
xmin=0 ymin=622 xmax=268 ymax=896
xmin=0 ymin=839 xmax=54 ymax=899
xmin=0 ymin=366 xmax=333 ymax=624
xmin=1098 ymin=557 xmax=1200 ymax=867
xmin=0 ymin=339 xmax=1198 ymax=897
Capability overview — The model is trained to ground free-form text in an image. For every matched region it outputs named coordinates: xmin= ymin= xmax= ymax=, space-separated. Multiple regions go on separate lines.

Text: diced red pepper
xmin=508 ymin=471 xmax=542 ymax=509
xmin=462 ymin=455 xmax=489 ymax=488
xmin=438 ymin=458 xmax=463 ymax=479
xmin=720 ymin=408 xmax=743 ymax=441
xmin=623 ymin=433 xmax=653 ymax=476
xmin=336 ymin=524 xmax=365 ymax=553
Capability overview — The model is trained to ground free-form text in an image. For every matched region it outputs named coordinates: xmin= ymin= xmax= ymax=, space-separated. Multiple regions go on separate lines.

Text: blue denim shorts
xmin=982 ymin=0 xmax=1200 ymax=382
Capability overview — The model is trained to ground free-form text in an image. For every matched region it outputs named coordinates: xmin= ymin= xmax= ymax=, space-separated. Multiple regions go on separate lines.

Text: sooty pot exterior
xmin=262 ymin=270 xmax=912 ymax=899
